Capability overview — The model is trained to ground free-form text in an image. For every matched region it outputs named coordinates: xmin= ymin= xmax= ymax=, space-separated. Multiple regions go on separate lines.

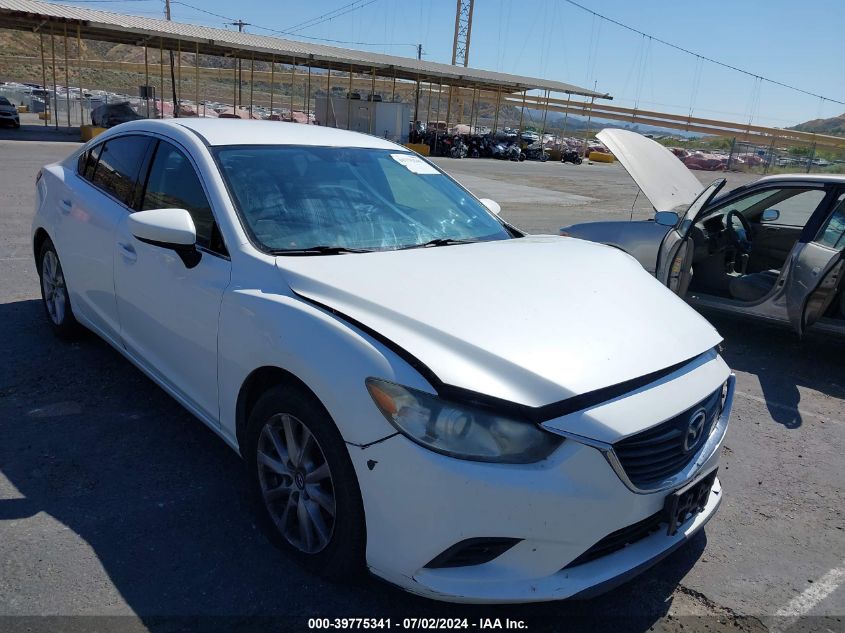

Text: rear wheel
xmin=38 ymin=239 xmax=79 ymax=338
xmin=245 ymin=385 xmax=366 ymax=579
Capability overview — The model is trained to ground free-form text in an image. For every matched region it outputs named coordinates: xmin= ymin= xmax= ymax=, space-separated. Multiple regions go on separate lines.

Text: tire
xmin=37 ymin=238 xmax=79 ymax=338
xmin=245 ymin=385 xmax=366 ymax=580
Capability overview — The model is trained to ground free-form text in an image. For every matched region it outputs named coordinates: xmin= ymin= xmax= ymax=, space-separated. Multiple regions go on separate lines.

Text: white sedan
xmin=32 ymin=119 xmax=734 ymax=603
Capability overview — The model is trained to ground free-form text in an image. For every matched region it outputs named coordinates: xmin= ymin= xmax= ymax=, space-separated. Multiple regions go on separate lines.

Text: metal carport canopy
xmin=0 ymin=0 xmax=612 ymax=97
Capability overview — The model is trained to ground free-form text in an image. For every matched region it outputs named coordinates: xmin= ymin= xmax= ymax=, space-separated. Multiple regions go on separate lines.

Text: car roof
xmin=754 ymin=173 xmax=845 ymax=184
xmin=121 ymin=118 xmax=406 ymax=150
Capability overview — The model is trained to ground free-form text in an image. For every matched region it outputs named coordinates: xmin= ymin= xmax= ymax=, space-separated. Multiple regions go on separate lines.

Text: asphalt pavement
xmin=0 ymin=124 xmax=842 ymax=633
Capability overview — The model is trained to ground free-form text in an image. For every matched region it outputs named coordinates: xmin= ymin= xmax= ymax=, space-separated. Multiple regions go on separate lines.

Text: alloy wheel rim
xmin=41 ymin=250 xmax=66 ymax=325
xmin=257 ymin=413 xmax=336 ymax=554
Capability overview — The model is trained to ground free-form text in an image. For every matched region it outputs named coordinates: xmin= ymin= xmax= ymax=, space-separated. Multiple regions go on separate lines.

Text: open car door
xmin=786 ymin=242 xmax=845 ymax=336
xmin=655 ymin=179 xmax=726 ymax=295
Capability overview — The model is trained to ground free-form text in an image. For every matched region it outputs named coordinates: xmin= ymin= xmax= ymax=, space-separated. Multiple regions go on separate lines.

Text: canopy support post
xmin=492 ymin=89 xmax=500 ymax=134
xmin=194 ymin=42 xmax=199 ymax=115
xmin=289 ymin=58 xmax=295 ymax=120
xmin=77 ymin=23 xmax=83 ymax=125
xmin=305 ymin=60 xmax=311 ymax=123
xmin=39 ymin=32 xmax=47 ymax=126
xmin=517 ymin=89 xmax=526 ymax=140
xmin=347 ymin=65 xmax=352 ymax=129
xmin=369 ymin=67 xmax=375 ymax=133
xmin=269 ymin=55 xmax=275 ymax=115
xmin=50 ymin=28 xmax=57 ymax=130
xmin=144 ymin=42 xmax=150 ymax=118
xmin=445 ymin=85 xmax=453 ymax=134
xmin=249 ymin=54 xmax=254 ymax=118
xmin=325 ymin=63 xmax=331 ymax=126
xmin=63 ymin=24 xmax=70 ymax=128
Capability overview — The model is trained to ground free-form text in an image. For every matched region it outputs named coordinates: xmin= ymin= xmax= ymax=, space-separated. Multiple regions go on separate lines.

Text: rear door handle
xmin=118 ymin=242 xmax=137 ymax=263
xmin=59 ymin=199 xmax=72 ymax=215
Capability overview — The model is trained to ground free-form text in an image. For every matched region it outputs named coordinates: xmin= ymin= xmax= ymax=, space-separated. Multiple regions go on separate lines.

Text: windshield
xmin=214 ymin=146 xmax=511 ymax=253
xmin=0 ymin=98 xmax=11 ymax=106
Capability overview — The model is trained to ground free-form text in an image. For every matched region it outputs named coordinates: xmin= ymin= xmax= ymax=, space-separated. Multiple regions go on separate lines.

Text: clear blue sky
xmin=56 ymin=0 xmax=845 ymax=127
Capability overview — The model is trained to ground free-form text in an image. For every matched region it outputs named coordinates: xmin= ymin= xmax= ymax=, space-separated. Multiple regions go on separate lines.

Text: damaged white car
xmin=562 ymin=129 xmax=845 ymax=337
xmin=33 ymin=119 xmax=733 ymax=603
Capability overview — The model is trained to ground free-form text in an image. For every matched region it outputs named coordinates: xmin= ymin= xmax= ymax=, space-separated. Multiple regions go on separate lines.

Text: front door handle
xmin=118 ymin=242 xmax=137 ymax=263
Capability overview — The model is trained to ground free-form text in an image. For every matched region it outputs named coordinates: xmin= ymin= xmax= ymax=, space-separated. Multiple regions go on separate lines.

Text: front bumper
xmin=347 ymin=366 xmax=733 ymax=603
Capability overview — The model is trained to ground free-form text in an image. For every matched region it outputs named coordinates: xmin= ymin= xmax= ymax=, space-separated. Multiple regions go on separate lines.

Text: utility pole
xmin=164 ymin=0 xmax=178 ymax=117
xmin=227 ymin=19 xmax=250 ymax=108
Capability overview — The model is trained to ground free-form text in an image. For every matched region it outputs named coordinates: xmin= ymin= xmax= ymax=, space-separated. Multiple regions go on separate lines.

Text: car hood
xmin=597 ymin=128 xmax=704 ymax=212
xmin=277 ymin=236 xmax=721 ymax=409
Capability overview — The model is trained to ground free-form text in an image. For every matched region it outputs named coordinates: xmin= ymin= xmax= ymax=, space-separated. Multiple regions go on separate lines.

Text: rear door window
xmin=90 ymin=135 xmax=151 ymax=207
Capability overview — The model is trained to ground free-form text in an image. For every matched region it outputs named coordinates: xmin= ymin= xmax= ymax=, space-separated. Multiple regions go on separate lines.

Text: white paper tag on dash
xmin=391 ymin=153 xmax=439 ymax=175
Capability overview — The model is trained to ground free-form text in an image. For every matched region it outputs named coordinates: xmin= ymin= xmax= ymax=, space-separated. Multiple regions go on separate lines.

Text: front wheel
xmin=38 ymin=238 xmax=79 ymax=338
xmin=245 ymin=385 xmax=366 ymax=579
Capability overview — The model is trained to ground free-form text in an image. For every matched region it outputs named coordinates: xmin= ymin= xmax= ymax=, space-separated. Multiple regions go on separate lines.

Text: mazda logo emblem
xmin=683 ymin=409 xmax=708 ymax=452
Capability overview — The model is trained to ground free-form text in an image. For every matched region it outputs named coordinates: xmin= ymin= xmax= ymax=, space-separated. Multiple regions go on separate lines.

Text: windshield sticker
xmin=391 ymin=153 xmax=439 ymax=175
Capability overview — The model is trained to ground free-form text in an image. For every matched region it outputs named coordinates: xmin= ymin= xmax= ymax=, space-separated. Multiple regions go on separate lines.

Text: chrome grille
xmin=614 ymin=387 xmax=723 ymax=487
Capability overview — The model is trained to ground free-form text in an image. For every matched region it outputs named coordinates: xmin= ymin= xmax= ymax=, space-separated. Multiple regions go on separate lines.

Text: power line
xmin=171 ymin=0 xmax=410 ymax=47
xmin=281 ymin=0 xmax=381 ymax=35
xmin=562 ymin=0 xmax=845 ymax=107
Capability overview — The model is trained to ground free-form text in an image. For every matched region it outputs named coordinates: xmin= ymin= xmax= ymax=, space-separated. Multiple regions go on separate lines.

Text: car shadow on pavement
xmin=704 ymin=311 xmax=845 ymax=429
xmin=0 ymin=123 xmax=81 ymax=143
xmin=0 ymin=298 xmax=707 ymax=633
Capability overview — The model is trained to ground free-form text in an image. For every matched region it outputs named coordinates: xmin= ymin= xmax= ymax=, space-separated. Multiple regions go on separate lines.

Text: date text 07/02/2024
xmin=307 ymin=618 xmax=529 ymax=630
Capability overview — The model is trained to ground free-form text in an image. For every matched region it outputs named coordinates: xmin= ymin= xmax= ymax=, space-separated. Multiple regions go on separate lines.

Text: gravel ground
xmin=0 ymin=123 xmax=842 ymax=633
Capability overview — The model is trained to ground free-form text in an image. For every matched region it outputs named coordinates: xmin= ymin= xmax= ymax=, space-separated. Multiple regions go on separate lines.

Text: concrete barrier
xmin=80 ymin=125 xmax=107 ymax=141
xmin=589 ymin=151 xmax=614 ymax=163
xmin=403 ymin=142 xmax=430 ymax=156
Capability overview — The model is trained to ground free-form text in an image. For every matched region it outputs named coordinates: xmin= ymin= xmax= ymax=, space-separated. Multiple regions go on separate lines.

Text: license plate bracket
xmin=663 ymin=469 xmax=717 ymax=536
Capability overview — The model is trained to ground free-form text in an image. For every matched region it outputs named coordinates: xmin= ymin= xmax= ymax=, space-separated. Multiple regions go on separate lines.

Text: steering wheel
xmin=725 ymin=210 xmax=753 ymax=254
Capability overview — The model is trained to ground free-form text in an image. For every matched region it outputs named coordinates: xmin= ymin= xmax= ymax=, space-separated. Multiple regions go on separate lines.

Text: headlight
xmin=366 ymin=378 xmax=562 ymax=463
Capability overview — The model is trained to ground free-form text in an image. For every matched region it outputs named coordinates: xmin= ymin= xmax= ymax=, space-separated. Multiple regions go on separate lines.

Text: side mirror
xmin=479 ymin=198 xmax=501 ymax=215
xmin=654 ymin=211 xmax=680 ymax=227
xmin=128 ymin=208 xmax=200 ymax=267
xmin=761 ymin=208 xmax=780 ymax=222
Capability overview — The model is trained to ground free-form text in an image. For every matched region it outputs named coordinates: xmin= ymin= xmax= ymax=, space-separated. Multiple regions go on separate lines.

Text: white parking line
xmin=770 ymin=563 xmax=845 ymax=632
xmin=734 ymin=390 xmax=840 ymax=426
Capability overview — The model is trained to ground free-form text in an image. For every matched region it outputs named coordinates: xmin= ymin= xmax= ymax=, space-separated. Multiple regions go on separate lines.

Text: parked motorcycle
xmin=561 ymin=148 xmax=583 ymax=165
xmin=524 ymin=141 xmax=549 ymax=162
xmin=449 ymin=135 xmax=468 ymax=159
xmin=491 ymin=141 xmax=509 ymax=160
xmin=506 ymin=142 xmax=525 ymax=162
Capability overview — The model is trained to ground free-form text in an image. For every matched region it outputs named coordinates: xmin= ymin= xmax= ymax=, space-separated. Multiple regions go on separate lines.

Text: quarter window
xmin=90 ymin=136 xmax=151 ymax=206
xmin=78 ymin=143 xmax=103 ymax=181
xmin=142 ymin=141 xmax=222 ymax=253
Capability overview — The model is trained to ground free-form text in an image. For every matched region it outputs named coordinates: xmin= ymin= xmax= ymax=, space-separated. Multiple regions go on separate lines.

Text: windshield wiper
xmin=272 ymin=245 xmax=373 ymax=256
xmin=399 ymin=238 xmax=479 ymax=250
